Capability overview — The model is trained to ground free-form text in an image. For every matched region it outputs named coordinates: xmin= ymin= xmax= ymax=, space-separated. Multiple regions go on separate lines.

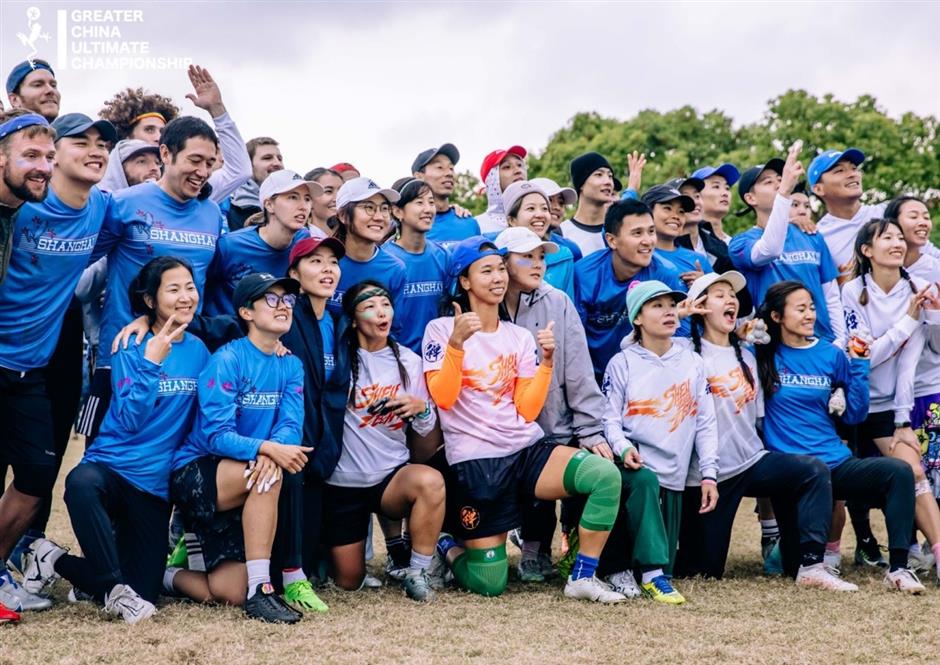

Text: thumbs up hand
xmin=449 ymin=301 xmax=482 ymax=350
xmin=536 ymin=320 xmax=556 ymax=365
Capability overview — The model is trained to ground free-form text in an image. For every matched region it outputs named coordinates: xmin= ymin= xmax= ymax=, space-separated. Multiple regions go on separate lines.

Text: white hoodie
xmin=602 ymin=339 xmax=719 ymax=491
xmin=907 ymin=254 xmax=940 ymax=399
xmin=476 ymin=167 xmax=510 ymax=234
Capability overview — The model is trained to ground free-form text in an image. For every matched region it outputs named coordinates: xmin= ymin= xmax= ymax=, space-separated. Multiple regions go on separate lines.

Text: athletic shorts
xmin=323 ymin=465 xmax=406 ymax=547
xmin=856 ymin=410 xmax=896 ymax=457
xmin=449 ymin=440 xmax=557 ymax=540
xmin=76 ymin=367 xmax=111 ymax=441
xmin=0 ymin=366 xmax=57 ymax=497
xmin=170 ymin=456 xmax=244 ymax=571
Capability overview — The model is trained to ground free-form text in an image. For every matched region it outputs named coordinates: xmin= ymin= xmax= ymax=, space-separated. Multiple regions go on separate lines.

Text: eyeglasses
xmin=356 ymin=201 xmax=391 ymax=217
xmin=262 ymin=292 xmax=297 ymax=309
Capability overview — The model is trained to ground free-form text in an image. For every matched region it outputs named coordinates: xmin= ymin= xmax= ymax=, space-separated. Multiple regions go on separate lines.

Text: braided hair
xmin=853 ymin=217 xmax=916 ymax=306
xmin=690 ymin=314 xmax=755 ymax=390
xmin=342 ymin=280 xmax=409 ymax=406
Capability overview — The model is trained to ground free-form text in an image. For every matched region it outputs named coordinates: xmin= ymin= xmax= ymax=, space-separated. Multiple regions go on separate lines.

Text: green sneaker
xmin=283 ymin=579 xmax=328 ymax=613
xmin=517 ymin=558 xmax=545 ymax=583
xmin=166 ymin=536 xmax=187 ymax=568
xmin=556 ymin=529 xmax=579 ymax=579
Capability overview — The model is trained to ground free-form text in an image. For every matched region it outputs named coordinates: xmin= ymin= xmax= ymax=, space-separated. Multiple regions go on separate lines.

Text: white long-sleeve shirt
xmin=207 ymin=111 xmax=251 ymax=204
xmin=907 ymin=253 xmax=940 ymax=399
xmin=601 ymin=340 xmax=718 ymax=491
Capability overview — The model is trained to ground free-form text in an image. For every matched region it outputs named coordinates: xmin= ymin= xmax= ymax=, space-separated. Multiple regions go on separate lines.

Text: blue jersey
xmin=553 ymin=232 xmax=583 ymax=262
xmin=320 ymin=312 xmax=336 ymax=382
xmin=384 ymin=240 xmax=449 ymax=353
xmin=426 ymin=207 xmax=480 ymax=250
xmin=95 ymin=182 xmax=223 ymax=368
xmin=206 ymin=226 xmax=308 ymax=315
xmin=655 ymin=246 xmax=713 ymax=276
xmin=762 ymin=340 xmax=870 ymax=468
xmin=173 ymin=336 xmax=305 ymax=470
xmin=729 ymin=225 xmax=839 ymax=341
xmin=0 ymin=187 xmax=109 ymax=370
xmin=83 ymin=332 xmax=209 ymax=499
xmin=574 ymin=250 xmax=686 ymax=378
xmin=327 ymin=246 xmax=407 ymax=338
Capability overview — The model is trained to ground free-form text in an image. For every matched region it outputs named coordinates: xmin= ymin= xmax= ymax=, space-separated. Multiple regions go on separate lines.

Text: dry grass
xmin=3 ymin=435 xmax=939 ymax=665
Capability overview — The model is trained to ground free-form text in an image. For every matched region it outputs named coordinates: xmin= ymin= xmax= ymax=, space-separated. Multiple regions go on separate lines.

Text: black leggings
xmin=675 ymin=453 xmax=831 ymax=579
xmin=56 ymin=462 xmax=170 ymax=603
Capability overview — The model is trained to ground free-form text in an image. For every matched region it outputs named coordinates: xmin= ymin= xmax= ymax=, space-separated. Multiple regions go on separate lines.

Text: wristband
xmin=415 ymin=402 xmax=432 ymax=420
xmin=701 ymin=478 xmax=717 ymax=486
xmin=895 ymin=421 xmax=912 ymax=430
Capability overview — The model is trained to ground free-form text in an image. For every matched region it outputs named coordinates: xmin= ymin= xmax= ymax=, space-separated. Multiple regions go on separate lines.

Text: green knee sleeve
xmin=451 ymin=545 xmax=508 ymax=597
xmin=563 ymin=450 xmax=621 ymax=531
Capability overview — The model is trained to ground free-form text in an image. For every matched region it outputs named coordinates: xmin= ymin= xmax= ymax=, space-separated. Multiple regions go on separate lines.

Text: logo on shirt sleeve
xmin=601 ymin=373 xmax=611 ymax=397
xmin=424 ymin=341 xmax=443 ymax=362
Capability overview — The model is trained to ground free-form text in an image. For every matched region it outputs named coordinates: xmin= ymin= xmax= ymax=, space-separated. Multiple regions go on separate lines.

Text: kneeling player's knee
xmin=453 ymin=546 xmax=508 ymax=597
xmin=564 ymin=452 xmax=620 ymax=531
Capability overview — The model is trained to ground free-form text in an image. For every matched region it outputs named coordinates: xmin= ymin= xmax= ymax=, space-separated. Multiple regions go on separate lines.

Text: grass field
xmin=3 ymin=435 xmax=939 ymax=665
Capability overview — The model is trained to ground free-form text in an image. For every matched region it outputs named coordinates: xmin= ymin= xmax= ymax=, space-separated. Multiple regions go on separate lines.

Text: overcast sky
xmin=2 ymin=0 xmax=938 ymax=186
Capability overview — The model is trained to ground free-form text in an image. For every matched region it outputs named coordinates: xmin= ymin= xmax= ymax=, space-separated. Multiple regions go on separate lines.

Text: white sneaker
xmin=823 ymin=550 xmax=841 ymax=573
xmin=360 ymin=573 xmax=383 ymax=589
xmin=884 ymin=568 xmax=926 ymax=595
xmin=0 ymin=572 xmax=52 ymax=611
xmin=564 ymin=575 xmax=626 ymax=604
xmin=796 ymin=563 xmax=858 ymax=592
xmin=68 ymin=586 xmax=94 ymax=603
xmin=105 ymin=584 xmax=156 ymax=624
xmin=22 ymin=538 xmax=64 ymax=594
xmin=605 ymin=570 xmax=641 ymax=598
xmin=908 ymin=545 xmax=935 ymax=574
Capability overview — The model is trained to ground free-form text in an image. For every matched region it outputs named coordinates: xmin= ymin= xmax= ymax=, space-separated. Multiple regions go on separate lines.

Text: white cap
xmin=258 ymin=169 xmax=323 ymax=207
xmin=687 ymin=270 xmax=747 ymax=303
xmin=494 ymin=227 xmax=559 ymax=255
xmin=335 ymin=176 xmax=400 ymax=209
xmin=529 ymin=177 xmax=577 ymax=206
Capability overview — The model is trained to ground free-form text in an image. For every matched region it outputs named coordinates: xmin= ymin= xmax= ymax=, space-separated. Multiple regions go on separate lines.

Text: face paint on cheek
xmin=358 ymin=309 xmax=377 ymax=320
xmin=515 ymin=258 xmax=534 ymax=268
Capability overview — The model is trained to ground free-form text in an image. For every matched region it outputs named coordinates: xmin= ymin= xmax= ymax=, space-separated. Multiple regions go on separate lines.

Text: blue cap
xmin=50 ymin=113 xmax=117 ymax=144
xmin=807 ymin=148 xmax=865 ymax=188
xmin=691 ymin=163 xmax=740 ymax=187
xmin=6 ymin=59 xmax=54 ymax=95
xmin=448 ymin=235 xmax=502 ymax=281
xmin=625 ymin=280 xmax=686 ymax=325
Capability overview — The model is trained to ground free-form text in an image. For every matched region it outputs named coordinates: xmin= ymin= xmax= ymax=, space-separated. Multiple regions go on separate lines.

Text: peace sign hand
xmin=678 ymin=295 xmax=711 ymax=320
xmin=143 ymin=314 xmax=188 ymax=364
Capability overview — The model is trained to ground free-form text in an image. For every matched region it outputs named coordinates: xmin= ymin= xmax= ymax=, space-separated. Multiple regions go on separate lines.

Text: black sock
xmin=386 ymin=537 xmax=410 ymax=568
xmin=888 ymin=548 xmax=909 ymax=572
xmin=799 ymin=541 xmax=825 ymax=568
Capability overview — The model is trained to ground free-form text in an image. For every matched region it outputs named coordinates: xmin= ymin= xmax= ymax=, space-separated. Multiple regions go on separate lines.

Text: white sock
xmin=163 ymin=567 xmax=181 ymax=593
xmin=246 ymin=559 xmax=270 ymax=598
xmin=281 ymin=567 xmax=306 ymax=586
xmin=409 ymin=551 xmax=433 ymax=573
xmin=641 ymin=568 xmax=664 ymax=585
xmin=760 ymin=519 xmax=779 ymax=539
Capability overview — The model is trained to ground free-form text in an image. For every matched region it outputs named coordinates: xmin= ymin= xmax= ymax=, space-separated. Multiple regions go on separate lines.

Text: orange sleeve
xmin=513 ymin=363 xmax=553 ymax=422
xmin=425 ymin=345 xmax=464 ymax=410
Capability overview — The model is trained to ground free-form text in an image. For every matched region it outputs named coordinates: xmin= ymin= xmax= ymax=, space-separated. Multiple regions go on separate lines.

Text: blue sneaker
xmin=763 ymin=539 xmax=783 ymax=576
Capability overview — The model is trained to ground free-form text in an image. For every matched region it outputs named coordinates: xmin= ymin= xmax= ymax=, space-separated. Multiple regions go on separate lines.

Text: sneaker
xmin=166 ymin=535 xmax=188 ymax=569
xmin=854 ymin=540 xmax=888 ymax=568
xmin=385 ymin=557 xmax=408 ymax=584
xmin=884 ymin=568 xmax=926 ymax=594
xmin=361 ymin=573 xmax=383 ymax=589
xmin=605 ymin=570 xmax=641 ymax=599
xmin=427 ymin=543 xmax=451 ymax=590
xmin=517 ymin=558 xmax=545 ymax=583
xmin=403 ymin=569 xmax=435 ymax=602
xmin=104 ymin=584 xmax=155 ymax=624
xmin=823 ymin=550 xmax=842 ymax=574
xmin=244 ymin=583 xmax=301 ymax=623
xmin=908 ymin=546 xmax=935 ymax=574
xmin=0 ymin=571 xmax=51 ymax=611
xmin=796 ymin=563 xmax=858 ymax=591
xmin=22 ymin=538 xmax=65 ymax=594
xmin=68 ymin=587 xmax=94 ymax=604
xmin=640 ymin=575 xmax=686 ymax=605
xmin=556 ymin=529 xmax=579 ymax=579
xmin=0 ymin=601 xmax=20 ymax=624
xmin=563 ymin=575 xmax=626 ymax=604
xmin=536 ymin=552 xmax=556 ymax=579
xmin=762 ymin=538 xmax=783 ymax=576
xmin=508 ymin=527 xmax=523 ymax=551
xmin=283 ymin=579 xmax=328 ymax=614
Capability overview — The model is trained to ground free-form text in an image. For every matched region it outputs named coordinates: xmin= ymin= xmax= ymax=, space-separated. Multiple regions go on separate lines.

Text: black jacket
xmin=280 ymin=298 xmax=350 ymax=481
xmin=677 ymin=220 xmax=754 ymax=316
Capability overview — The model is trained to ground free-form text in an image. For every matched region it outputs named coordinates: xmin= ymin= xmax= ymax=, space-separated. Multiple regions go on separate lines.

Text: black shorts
xmin=170 ymin=457 xmax=244 ymax=571
xmin=449 ymin=440 xmax=557 ymax=540
xmin=856 ymin=410 xmax=895 ymax=458
xmin=323 ymin=465 xmax=405 ymax=547
xmin=0 ymin=366 xmax=57 ymax=497
xmin=76 ymin=367 xmax=112 ymax=441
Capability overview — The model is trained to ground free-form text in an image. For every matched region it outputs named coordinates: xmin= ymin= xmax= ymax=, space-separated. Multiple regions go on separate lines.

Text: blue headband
xmin=5 ymin=60 xmax=54 ymax=95
xmin=0 ymin=113 xmax=50 ymax=142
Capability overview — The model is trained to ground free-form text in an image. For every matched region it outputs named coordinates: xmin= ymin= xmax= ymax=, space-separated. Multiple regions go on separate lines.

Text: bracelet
xmin=701 ymin=478 xmax=717 ymax=486
xmin=415 ymin=402 xmax=432 ymax=420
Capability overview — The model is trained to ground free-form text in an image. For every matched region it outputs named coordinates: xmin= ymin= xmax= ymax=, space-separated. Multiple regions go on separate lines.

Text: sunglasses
xmin=260 ymin=292 xmax=297 ymax=309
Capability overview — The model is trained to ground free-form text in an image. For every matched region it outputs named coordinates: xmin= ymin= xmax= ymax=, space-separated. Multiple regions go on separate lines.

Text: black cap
xmin=51 ymin=113 xmax=117 ymax=144
xmin=664 ymin=176 xmax=704 ymax=193
xmin=570 ymin=151 xmax=622 ymax=193
xmin=641 ymin=184 xmax=694 ymax=212
xmin=411 ymin=143 xmax=460 ymax=173
xmin=233 ymin=272 xmax=300 ymax=311
xmin=738 ymin=158 xmax=786 ymax=207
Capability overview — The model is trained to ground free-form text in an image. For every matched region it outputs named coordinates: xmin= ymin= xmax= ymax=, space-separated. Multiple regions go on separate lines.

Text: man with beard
xmin=0 ymin=112 xmax=117 ymax=618
xmin=5 ymin=60 xmax=60 ymax=122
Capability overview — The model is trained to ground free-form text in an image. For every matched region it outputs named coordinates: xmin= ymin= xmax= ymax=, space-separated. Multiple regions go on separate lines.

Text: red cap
xmin=288 ymin=236 xmax=346 ymax=268
xmin=480 ymin=146 xmax=527 ymax=183
xmin=330 ymin=162 xmax=359 ymax=174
